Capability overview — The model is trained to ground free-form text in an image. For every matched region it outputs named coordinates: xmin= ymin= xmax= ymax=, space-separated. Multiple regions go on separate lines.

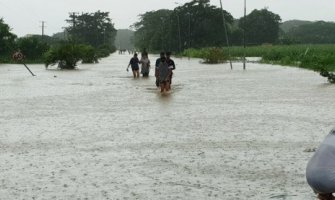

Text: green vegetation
xmin=132 ymin=0 xmax=335 ymax=53
xmin=283 ymin=21 xmax=335 ymax=44
xmin=44 ymin=43 xmax=98 ymax=69
xmin=183 ymin=44 xmax=335 ymax=82
xmin=182 ymin=47 xmax=227 ymax=63
xmin=65 ymin=11 xmax=117 ymax=52
xmin=16 ymin=37 xmax=50 ymax=62
xmin=1 ymin=11 xmax=116 ymax=66
xmin=241 ymin=9 xmax=281 ymax=45
xmin=133 ymin=0 xmax=234 ymax=53
xmin=280 ymin=20 xmax=312 ymax=33
xmin=132 ymin=0 xmax=283 ymax=52
xmin=0 ymin=18 xmax=17 ymax=63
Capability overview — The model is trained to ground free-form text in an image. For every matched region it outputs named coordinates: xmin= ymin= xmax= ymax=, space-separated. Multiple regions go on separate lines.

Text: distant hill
xmin=284 ymin=21 xmax=335 ymax=44
xmin=280 ymin=20 xmax=313 ymax=33
xmin=115 ymin=29 xmax=134 ymax=50
xmin=52 ymin=31 xmax=68 ymax=40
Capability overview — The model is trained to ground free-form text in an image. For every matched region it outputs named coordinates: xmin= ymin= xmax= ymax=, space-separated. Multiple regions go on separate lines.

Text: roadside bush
xmin=16 ymin=37 xmax=49 ymax=61
xmin=182 ymin=47 xmax=227 ymax=64
xmin=183 ymin=44 xmax=335 ymax=83
xmin=44 ymin=43 xmax=97 ymax=69
xmin=203 ymin=48 xmax=227 ymax=64
xmin=80 ymin=45 xmax=98 ymax=63
xmin=96 ymin=44 xmax=115 ymax=58
xmin=96 ymin=48 xmax=110 ymax=58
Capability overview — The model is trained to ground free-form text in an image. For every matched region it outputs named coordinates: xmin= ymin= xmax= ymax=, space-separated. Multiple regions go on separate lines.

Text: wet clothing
xmin=167 ymin=58 xmax=175 ymax=85
xmin=129 ymin=57 xmax=139 ymax=71
xmin=167 ymin=59 xmax=175 ymax=70
xmin=158 ymin=62 xmax=170 ymax=83
xmin=155 ymin=58 xmax=163 ymax=68
xmin=155 ymin=58 xmax=164 ymax=86
xmin=140 ymin=57 xmax=150 ymax=77
xmin=306 ymin=129 xmax=335 ymax=193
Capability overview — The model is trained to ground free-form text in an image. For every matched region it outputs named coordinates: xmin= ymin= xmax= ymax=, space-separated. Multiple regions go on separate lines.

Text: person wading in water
xmin=166 ymin=52 xmax=175 ymax=91
xmin=158 ymin=56 xmax=172 ymax=93
xmin=155 ymin=52 xmax=165 ymax=87
xmin=140 ymin=52 xmax=150 ymax=77
xmin=127 ymin=53 xmax=140 ymax=78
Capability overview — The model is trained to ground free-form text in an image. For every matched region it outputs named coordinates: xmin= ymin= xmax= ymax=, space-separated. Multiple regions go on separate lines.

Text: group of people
xmin=127 ymin=51 xmax=175 ymax=93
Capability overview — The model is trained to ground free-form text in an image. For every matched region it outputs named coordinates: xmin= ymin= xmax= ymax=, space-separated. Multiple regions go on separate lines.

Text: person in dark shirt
xmin=166 ymin=52 xmax=175 ymax=91
xmin=127 ymin=53 xmax=140 ymax=78
xmin=155 ymin=52 xmax=165 ymax=87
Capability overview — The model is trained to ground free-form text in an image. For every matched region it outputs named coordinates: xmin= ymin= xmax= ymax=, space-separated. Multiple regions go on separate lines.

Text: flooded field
xmin=1 ymin=53 xmax=335 ymax=199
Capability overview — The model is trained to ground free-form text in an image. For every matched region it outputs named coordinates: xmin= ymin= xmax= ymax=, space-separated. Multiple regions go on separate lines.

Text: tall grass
xmin=182 ymin=44 xmax=335 ymax=72
xmin=182 ymin=47 xmax=227 ymax=63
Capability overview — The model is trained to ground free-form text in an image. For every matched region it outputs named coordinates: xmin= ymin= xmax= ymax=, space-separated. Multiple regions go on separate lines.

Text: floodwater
xmin=0 ymin=53 xmax=334 ymax=200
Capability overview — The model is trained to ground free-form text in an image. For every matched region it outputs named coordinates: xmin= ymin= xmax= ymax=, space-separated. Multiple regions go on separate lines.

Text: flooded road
xmin=1 ymin=53 xmax=335 ymax=199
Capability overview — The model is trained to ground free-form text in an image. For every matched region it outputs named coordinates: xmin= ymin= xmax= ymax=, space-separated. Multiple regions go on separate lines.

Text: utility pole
xmin=67 ymin=12 xmax=79 ymax=42
xmin=219 ymin=0 xmax=233 ymax=70
xmin=40 ymin=21 xmax=46 ymax=39
xmin=177 ymin=14 xmax=182 ymax=53
xmin=174 ymin=2 xmax=182 ymax=53
xmin=188 ymin=13 xmax=191 ymax=49
xmin=243 ymin=0 xmax=247 ymax=70
xmin=103 ymin=29 xmax=106 ymax=45
xmin=68 ymin=12 xmax=78 ymax=28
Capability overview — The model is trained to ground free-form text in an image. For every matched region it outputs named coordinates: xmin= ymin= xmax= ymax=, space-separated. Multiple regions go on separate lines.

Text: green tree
xmin=0 ymin=18 xmax=17 ymax=56
xmin=285 ymin=21 xmax=335 ymax=44
xmin=44 ymin=43 xmax=97 ymax=69
xmin=16 ymin=36 xmax=49 ymax=60
xmin=132 ymin=0 xmax=234 ymax=53
xmin=178 ymin=0 xmax=233 ymax=49
xmin=239 ymin=9 xmax=281 ymax=45
xmin=66 ymin=11 xmax=117 ymax=52
xmin=133 ymin=9 xmax=172 ymax=52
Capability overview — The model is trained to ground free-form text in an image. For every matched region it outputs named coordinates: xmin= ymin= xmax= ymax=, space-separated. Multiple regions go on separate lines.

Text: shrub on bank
xmin=44 ymin=43 xmax=98 ymax=69
xmin=182 ymin=44 xmax=335 ymax=83
xmin=80 ymin=45 xmax=98 ymax=64
xmin=203 ymin=48 xmax=227 ymax=64
xmin=182 ymin=47 xmax=227 ymax=64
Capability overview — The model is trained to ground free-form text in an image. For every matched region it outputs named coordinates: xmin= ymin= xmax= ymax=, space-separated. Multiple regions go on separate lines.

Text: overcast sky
xmin=1 ymin=0 xmax=335 ymax=37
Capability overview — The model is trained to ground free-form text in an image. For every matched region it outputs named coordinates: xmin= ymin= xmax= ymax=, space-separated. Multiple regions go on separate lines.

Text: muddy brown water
xmin=1 ymin=54 xmax=334 ymax=199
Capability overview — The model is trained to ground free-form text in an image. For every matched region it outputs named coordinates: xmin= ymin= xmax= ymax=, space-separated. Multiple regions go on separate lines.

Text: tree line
xmin=2 ymin=0 xmax=335 ymax=65
xmin=132 ymin=0 xmax=335 ymax=53
xmin=0 ymin=11 xmax=117 ymax=68
xmin=132 ymin=0 xmax=281 ymax=52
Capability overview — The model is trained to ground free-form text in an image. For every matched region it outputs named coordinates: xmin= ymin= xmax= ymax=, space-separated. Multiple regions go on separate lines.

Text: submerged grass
xmin=182 ymin=44 xmax=335 ymax=72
